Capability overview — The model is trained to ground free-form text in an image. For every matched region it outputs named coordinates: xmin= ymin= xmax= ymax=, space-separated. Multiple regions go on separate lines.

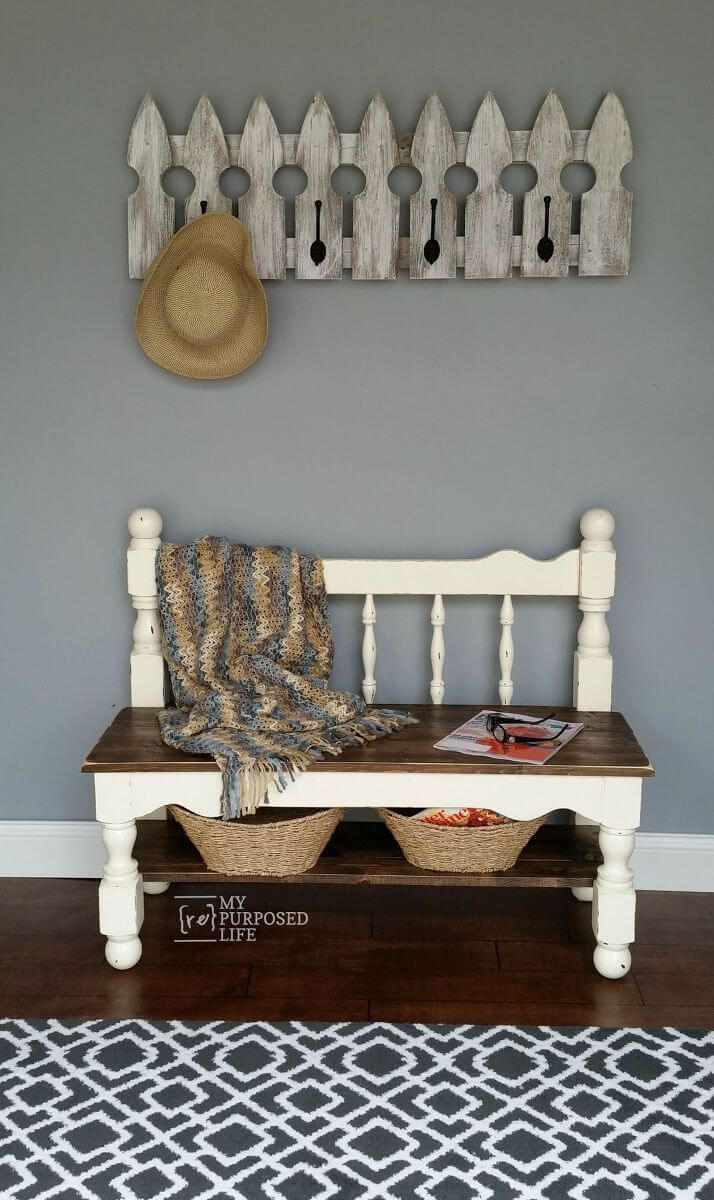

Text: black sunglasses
xmin=484 ymin=711 xmax=568 ymax=746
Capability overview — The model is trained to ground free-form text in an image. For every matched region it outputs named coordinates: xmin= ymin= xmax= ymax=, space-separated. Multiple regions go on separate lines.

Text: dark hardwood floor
xmin=1 ymin=880 xmax=712 ymax=1026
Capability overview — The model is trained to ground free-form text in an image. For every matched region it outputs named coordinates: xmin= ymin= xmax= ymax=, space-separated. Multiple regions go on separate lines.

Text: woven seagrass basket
xmin=377 ymin=808 xmax=547 ymax=873
xmin=170 ymin=806 xmax=345 ymax=875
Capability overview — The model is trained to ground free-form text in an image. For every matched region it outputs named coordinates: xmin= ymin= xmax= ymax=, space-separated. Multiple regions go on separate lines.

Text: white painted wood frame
xmin=102 ymin=504 xmax=639 ymax=980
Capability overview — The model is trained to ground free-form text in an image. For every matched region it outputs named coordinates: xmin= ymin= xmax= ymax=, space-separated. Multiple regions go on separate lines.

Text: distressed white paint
xmin=361 ymin=593 xmax=377 ymax=702
xmin=573 ymin=509 xmax=615 ymax=711
xmin=284 ymin=234 xmax=582 ymax=272
xmin=236 ymin=97 xmax=286 ymax=279
xmin=295 ymin=94 xmax=342 ymax=280
xmin=94 ymin=771 xmax=642 ymax=828
xmin=522 ymin=91 xmax=574 ymax=278
xmin=465 ymin=93 xmax=513 ymax=279
xmin=429 ymin=594 xmax=446 ymax=704
xmin=571 ymin=508 xmax=616 ymax=868
xmin=127 ymin=508 xmax=165 ymax=707
xmin=127 ymin=509 xmax=168 ymax=872
xmin=127 ymin=94 xmax=175 ymax=279
xmin=323 ymin=549 xmax=579 ymax=596
xmin=498 ymin=594 xmax=514 ymax=705
xmin=183 ymin=95 xmax=231 ymax=225
xmin=592 ymin=824 xmax=636 ymax=978
xmin=168 ymin=128 xmax=592 ymax=170
xmin=409 ymin=94 xmax=457 ymax=279
xmin=352 ymin=94 xmax=400 ymax=281
xmin=579 ymin=92 xmax=633 ymax=277
xmin=129 ymin=96 xmax=632 ymax=280
xmin=99 ymin=820 xmax=143 ymax=969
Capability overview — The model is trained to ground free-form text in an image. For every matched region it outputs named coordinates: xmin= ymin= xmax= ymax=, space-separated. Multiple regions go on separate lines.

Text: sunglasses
xmin=484 ymin=711 xmax=568 ymax=746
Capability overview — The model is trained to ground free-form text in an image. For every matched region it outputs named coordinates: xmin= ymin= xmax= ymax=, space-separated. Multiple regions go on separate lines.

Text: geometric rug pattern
xmin=1 ymin=1020 xmax=713 ymax=1200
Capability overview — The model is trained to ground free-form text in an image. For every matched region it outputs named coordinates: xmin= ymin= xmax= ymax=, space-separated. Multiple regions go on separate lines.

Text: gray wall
xmin=1 ymin=0 xmax=712 ymax=831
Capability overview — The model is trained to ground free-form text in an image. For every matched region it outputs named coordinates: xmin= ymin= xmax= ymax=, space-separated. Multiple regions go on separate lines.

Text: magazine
xmin=434 ymin=709 xmax=583 ymax=765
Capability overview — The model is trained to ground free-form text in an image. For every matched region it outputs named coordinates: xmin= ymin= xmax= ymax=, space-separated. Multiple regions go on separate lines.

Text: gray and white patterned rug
xmin=1 ymin=1020 xmax=712 ymax=1199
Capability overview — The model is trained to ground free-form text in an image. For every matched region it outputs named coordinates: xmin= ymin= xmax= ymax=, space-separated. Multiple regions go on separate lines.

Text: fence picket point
xmin=183 ymin=95 xmax=231 ymax=225
xmin=409 ymin=93 xmax=457 ymax=280
xmin=237 ymin=97 xmax=286 ymax=280
xmin=521 ymin=91 xmax=574 ymax=278
xmin=465 ymin=92 xmax=513 ymax=279
xmin=352 ymin=94 xmax=400 ymax=280
xmin=295 ymin=94 xmax=342 ymax=280
xmin=127 ymin=94 xmax=174 ymax=280
xmin=579 ymin=92 xmax=633 ymax=277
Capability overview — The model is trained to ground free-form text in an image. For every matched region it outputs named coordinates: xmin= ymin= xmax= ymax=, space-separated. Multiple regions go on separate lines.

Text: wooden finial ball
xmin=580 ymin=508 xmax=615 ymax=543
xmin=128 ymin=508 xmax=163 ymax=539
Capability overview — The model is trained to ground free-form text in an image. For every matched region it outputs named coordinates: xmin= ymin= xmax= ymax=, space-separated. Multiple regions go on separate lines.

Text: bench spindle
xmin=498 ymin=593 xmax=514 ymax=705
xmin=127 ymin=508 xmax=165 ymax=708
xmin=573 ymin=509 xmax=615 ymax=710
xmin=430 ymin=593 xmax=446 ymax=703
xmin=361 ymin=593 xmax=377 ymax=702
xmin=127 ymin=508 xmax=170 ymax=896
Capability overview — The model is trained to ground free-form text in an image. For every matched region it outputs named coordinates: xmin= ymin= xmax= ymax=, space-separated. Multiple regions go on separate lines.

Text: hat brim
xmin=135 ymin=214 xmax=268 ymax=380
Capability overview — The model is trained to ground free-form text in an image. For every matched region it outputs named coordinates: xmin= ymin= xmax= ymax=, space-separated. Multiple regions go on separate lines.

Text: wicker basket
xmin=377 ymin=808 xmax=547 ymax=873
xmin=170 ymin=806 xmax=345 ymax=875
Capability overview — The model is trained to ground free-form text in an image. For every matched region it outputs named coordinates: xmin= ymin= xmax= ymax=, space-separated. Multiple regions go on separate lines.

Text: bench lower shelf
xmin=137 ymin=819 xmax=600 ymax=888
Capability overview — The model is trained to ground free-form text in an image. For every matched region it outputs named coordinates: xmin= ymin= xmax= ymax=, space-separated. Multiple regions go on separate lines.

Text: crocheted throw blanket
xmin=157 ymin=537 xmax=415 ymax=819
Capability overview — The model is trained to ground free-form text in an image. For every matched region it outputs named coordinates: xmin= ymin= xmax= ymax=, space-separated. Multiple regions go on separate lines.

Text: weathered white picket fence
xmin=128 ymin=90 xmax=632 ymax=282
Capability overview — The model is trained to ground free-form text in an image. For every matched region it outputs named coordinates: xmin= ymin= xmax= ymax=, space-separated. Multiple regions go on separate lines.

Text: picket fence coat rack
xmin=128 ymin=90 xmax=633 ymax=282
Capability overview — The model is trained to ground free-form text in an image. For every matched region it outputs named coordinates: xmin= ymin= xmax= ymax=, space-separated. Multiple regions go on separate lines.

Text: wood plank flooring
xmin=0 ymin=880 xmax=711 ymax=1027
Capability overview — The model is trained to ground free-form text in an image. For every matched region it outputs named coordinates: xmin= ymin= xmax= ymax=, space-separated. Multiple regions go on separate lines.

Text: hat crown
xmin=135 ymin=214 xmax=268 ymax=379
xmin=164 ymin=250 xmax=246 ymax=346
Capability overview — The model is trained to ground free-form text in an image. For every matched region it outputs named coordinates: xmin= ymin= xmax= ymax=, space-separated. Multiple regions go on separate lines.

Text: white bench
xmin=83 ymin=507 xmax=653 ymax=978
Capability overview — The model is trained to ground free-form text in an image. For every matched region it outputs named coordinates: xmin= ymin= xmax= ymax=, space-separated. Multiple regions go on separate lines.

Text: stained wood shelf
xmin=137 ymin=819 xmax=601 ymax=888
xmin=84 ymin=705 xmax=653 ymax=776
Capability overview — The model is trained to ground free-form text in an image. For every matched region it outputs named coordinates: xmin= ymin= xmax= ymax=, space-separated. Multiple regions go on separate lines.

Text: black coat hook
xmin=423 ymin=198 xmax=440 ymax=264
xmin=200 ymin=200 xmax=208 ymax=215
xmin=310 ymin=200 xmax=327 ymax=265
xmin=537 ymin=195 xmax=554 ymax=262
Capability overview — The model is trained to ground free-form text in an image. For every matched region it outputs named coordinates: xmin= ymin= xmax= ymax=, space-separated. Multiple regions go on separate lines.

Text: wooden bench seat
xmin=84 ymin=704 xmax=653 ymax=778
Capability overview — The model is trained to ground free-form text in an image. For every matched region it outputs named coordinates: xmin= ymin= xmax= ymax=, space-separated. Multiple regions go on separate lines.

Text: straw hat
xmin=135 ymin=213 xmax=268 ymax=379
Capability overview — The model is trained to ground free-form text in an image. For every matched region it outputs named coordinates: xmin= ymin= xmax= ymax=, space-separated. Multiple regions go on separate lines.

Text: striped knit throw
xmin=157 ymin=537 xmax=415 ymax=819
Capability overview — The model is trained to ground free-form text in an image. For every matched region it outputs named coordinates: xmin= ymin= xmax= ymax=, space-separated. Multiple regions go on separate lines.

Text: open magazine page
xmin=434 ymin=709 xmax=583 ymax=765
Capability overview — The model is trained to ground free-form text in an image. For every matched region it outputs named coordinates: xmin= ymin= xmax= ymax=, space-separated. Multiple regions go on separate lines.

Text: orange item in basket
xmin=415 ymin=807 xmax=508 ymax=828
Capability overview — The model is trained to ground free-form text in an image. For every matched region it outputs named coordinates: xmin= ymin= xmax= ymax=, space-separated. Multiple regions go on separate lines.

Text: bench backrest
xmin=126 ymin=508 xmax=616 ymax=712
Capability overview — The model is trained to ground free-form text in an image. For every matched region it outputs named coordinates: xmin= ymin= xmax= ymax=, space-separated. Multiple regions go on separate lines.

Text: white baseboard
xmin=0 ymin=822 xmax=712 ymax=891
xmin=631 ymin=833 xmax=714 ymax=892
xmin=0 ymin=822 xmax=107 ymax=879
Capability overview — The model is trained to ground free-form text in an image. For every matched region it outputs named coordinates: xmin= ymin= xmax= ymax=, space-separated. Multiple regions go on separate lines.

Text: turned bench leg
xmin=99 ymin=820 xmax=144 ymax=970
xmin=571 ymin=814 xmax=594 ymax=902
xmin=592 ymin=824 xmax=636 ymax=979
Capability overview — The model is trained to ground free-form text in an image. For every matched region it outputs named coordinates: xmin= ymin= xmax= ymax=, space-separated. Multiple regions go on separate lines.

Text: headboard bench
xmin=84 ymin=507 xmax=653 ymax=980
